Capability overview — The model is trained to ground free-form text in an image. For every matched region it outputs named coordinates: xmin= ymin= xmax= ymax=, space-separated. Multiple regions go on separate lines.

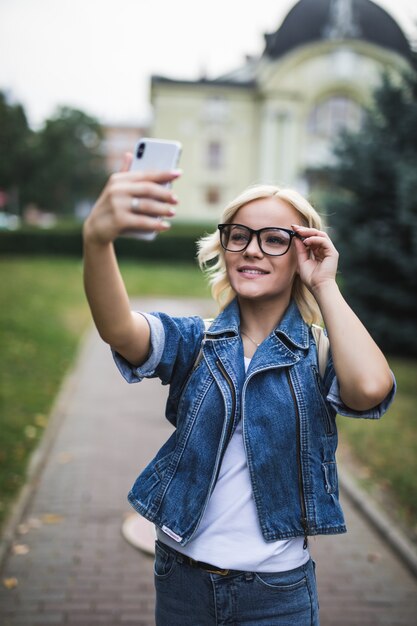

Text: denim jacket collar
xmin=207 ymin=297 xmax=310 ymax=351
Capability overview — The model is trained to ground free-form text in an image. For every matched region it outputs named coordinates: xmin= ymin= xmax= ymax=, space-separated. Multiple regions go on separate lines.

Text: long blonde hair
xmin=197 ymin=184 xmax=324 ymax=325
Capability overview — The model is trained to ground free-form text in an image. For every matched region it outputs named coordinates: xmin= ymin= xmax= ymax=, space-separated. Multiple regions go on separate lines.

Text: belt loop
xmin=244 ymin=572 xmax=254 ymax=581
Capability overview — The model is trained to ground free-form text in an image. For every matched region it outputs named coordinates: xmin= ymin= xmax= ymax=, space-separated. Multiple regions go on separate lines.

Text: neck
xmin=238 ymin=295 xmax=291 ymax=340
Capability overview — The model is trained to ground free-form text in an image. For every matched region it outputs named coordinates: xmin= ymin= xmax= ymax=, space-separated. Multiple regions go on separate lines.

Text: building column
xmin=259 ymin=104 xmax=278 ymax=183
xmin=259 ymin=105 xmax=296 ymax=186
xmin=276 ymin=110 xmax=292 ymax=185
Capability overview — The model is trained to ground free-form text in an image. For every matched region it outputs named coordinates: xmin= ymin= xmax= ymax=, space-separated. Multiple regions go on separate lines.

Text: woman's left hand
xmin=292 ymin=224 xmax=339 ymax=294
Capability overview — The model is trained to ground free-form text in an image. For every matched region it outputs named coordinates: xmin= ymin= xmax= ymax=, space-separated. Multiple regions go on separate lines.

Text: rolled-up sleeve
xmin=327 ymin=372 xmax=397 ymax=419
xmin=112 ymin=312 xmax=165 ymax=383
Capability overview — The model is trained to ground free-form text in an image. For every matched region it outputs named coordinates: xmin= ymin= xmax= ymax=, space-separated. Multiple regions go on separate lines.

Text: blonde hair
xmin=197 ymin=184 xmax=324 ymax=325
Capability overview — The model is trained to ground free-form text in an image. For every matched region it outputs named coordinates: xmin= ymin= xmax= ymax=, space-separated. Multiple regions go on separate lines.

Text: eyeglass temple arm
xmin=294 ymin=232 xmax=306 ymax=241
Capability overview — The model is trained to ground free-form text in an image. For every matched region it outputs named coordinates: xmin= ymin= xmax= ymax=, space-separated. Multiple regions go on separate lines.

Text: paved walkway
xmin=1 ymin=298 xmax=416 ymax=626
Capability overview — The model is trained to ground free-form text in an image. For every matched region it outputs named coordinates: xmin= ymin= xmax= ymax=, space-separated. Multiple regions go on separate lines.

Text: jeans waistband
xmin=156 ymin=540 xmax=239 ymax=576
xmin=156 ymin=540 xmax=312 ymax=578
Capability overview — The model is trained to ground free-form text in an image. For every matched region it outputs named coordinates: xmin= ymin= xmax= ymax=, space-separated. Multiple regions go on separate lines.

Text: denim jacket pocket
xmin=322 ymin=461 xmax=338 ymax=495
xmin=254 ymin=570 xmax=307 ymax=591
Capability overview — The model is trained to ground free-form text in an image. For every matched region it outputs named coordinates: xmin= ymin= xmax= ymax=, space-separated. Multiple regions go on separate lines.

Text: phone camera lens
xmin=137 ymin=142 xmax=145 ymax=159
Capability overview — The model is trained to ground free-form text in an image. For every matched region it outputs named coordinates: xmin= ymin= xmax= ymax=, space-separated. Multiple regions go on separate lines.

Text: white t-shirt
xmin=158 ymin=357 xmax=309 ymax=572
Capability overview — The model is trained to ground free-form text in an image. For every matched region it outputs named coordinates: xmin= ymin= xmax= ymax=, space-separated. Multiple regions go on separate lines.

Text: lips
xmin=238 ymin=266 xmax=269 ymax=276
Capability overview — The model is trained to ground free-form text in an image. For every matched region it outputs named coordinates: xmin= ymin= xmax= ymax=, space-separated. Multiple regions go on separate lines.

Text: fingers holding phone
xmin=83 ymin=171 xmax=180 ymax=246
xmin=83 ymin=139 xmax=182 ymax=246
xmin=122 ymin=172 xmax=181 ymax=240
xmin=125 ymin=138 xmax=182 ymax=240
xmin=124 ymin=181 xmax=179 ymax=237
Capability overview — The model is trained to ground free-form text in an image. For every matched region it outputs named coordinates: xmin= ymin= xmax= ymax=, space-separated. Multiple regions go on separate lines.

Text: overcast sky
xmin=1 ymin=0 xmax=416 ymax=129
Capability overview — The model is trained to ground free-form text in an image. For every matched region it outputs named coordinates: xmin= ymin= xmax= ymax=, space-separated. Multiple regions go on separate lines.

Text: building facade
xmin=151 ymin=0 xmax=412 ymax=222
xmin=102 ymin=124 xmax=147 ymax=174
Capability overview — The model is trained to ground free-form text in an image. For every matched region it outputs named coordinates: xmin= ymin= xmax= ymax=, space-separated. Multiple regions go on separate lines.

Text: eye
xmin=229 ymin=227 xmax=250 ymax=243
xmin=231 ymin=232 xmax=249 ymax=242
xmin=265 ymin=234 xmax=286 ymax=245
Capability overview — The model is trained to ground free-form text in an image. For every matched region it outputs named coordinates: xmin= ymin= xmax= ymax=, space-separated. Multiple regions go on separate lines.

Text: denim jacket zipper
xmin=286 ymin=369 xmax=309 ymax=549
xmin=187 ymin=357 xmax=236 ymax=541
xmin=214 ymin=359 xmax=236 ymax=482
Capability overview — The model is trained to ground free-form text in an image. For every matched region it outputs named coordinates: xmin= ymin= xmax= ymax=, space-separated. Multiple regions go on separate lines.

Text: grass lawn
xmin=0 ymin=256 xmax=416 ymax=539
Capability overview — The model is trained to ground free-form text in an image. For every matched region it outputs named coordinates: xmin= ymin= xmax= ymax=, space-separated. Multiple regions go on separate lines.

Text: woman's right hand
xmin=83 ymin=152 xmax=180 ymax=245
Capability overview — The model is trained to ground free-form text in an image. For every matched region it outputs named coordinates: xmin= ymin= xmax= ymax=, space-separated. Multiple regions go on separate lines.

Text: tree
xmin=0 ymin=98 xmax=108 ymax=216
xmin=323 ymin=59 xmax=417 ymax=357
xmin=0 ymin=92 xmax=34 ymax=210
xmin=28 ymin=107 xmax=107 ymax=214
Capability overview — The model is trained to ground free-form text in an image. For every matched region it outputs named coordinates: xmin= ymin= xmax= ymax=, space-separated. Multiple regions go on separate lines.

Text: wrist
xmin=82 ymin=217 xmax=111 ymax=248
xmin=311 ymin=279 xmax=340 ymax=303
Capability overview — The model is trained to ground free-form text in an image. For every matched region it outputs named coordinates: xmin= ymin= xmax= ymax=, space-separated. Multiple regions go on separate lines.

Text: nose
xmin=243 ymin=233 xmax=263 ymax=257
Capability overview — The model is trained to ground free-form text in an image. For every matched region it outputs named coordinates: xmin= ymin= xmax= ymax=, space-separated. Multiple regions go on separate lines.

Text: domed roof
xmin=264 ymin=0 xmax=411 ymax=60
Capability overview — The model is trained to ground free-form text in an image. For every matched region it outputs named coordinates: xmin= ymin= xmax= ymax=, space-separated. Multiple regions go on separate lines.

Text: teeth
xmin=240 ymin=269 xmax=265 ymax=275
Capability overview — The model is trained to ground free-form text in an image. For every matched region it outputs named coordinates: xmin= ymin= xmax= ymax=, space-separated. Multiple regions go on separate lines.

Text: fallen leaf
xmin=35 ymin=414 xmax=48 ymax=428
xmin=24 ymin=425 xmax=37 ymax=439
xmin=367 ymin=551 xmax=382 ymax=563
xmin=57 ymin=451 xmax=74 ymax=464
xmin=3 ymin=578 xmax=18 ymax=589
xmin=41 ymin=514 xmax=64 ymax=525
xmin=12 ymin=544 xmax=29 ymax=555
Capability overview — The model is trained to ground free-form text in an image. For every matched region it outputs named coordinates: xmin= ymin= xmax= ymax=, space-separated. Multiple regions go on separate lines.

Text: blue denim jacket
xmin=114 ymin=298 xmax=395 ymax=546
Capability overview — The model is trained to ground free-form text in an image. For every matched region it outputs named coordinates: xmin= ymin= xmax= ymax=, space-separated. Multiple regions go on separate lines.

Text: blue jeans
xmin=154 ymin=540 xmax=320 ymax=626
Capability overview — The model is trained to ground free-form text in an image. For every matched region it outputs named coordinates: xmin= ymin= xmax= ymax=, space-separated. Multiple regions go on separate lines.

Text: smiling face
xmin=224 ymin=196 xmax=302 ymax=307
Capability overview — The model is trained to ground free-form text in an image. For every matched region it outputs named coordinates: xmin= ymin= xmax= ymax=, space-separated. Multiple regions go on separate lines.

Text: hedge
xmin=0 ymin=226 xmax=213 ymax=263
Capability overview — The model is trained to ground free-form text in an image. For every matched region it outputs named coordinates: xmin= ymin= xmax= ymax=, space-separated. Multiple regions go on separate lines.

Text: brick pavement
xmin=1 ymin=298 xmax=416 ymax=626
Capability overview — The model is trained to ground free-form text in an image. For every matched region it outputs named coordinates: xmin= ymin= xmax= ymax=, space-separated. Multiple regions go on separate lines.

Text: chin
xmin=236 ymin=285 xmax=293 ymax=304
xmin=236 ymin=288 xmax=271 ymax=301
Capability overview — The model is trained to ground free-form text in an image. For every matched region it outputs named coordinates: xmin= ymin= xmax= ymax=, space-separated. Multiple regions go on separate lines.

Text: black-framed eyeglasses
xmin=218 ymin=223 xmax=302 ymax=257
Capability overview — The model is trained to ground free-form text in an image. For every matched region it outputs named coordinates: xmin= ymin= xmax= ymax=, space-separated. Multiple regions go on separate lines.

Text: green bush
xmin=0 ymin=222 xmax=215 ymax=262
xmin=0 ymin=230 xmax=83 ymax=256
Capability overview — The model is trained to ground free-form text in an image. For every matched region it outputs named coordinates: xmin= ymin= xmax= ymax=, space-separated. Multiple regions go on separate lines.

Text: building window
xmin=203 ymin=96 xmax=229 ymax=122
xmin=206 ymin=141 xmax=223 ymax=170
xmin=307 ymin=96 xmax=363 ymax=138
xmin=205 ymin=187 xmax=221 ymax=205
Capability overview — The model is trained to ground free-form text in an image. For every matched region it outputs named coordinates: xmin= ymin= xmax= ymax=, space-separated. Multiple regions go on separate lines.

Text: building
xmin=102 ymin=124 xmax=148 ymax=174
xmin=150 ymin=0 xmax=412 ymax=222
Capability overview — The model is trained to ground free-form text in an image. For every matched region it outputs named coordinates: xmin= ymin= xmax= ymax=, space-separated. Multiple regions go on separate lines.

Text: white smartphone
xmin=126 ymin=137 xmax=182 ymax=240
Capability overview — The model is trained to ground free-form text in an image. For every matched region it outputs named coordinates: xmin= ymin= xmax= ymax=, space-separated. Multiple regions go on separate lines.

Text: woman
xmin=83 ymin=155 xmax=395 ymax=625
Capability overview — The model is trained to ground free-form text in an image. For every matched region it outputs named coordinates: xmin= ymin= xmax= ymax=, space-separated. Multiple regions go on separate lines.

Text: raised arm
xmin=83 ymin=154 xmax=180 ymax=366
xmin=292 ymin=224 xmax=394 ymax=412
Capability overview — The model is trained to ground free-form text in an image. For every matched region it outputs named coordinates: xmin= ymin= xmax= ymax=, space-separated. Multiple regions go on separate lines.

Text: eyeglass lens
xmin=221 ymin=225 xmax=292 ymax=255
